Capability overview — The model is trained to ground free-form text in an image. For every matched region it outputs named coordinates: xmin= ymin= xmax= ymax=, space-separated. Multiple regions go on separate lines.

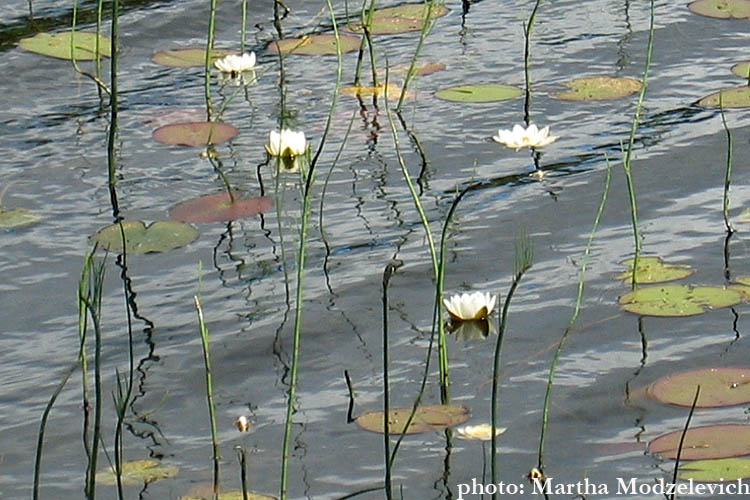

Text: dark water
xmin=2 ymin=0 xmax=750 ymax=498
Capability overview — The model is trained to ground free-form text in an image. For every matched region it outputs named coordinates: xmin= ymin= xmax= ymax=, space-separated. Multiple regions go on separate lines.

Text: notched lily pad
xmin=553 ymin=76 xmax=642 ymax=101
xmin=169 ymin=192 xmax=272 ymax=223
xmin=680 ymin=457 xmax=750 ymax=481
xmin=340 ymin=82 xmax=413 ymax=101
xmin=688 ymin=0 xmax=750 ymax=19
xmin=19 ymin=31 xmax=111 ymax=60
xmin=91 ymin=220 xmax=199 ymax=254
xmin=0 ymin=207 xmax=41 ymax=229
xmin=648 ymin=367 xmax=750 ymax=408
xmin=96 ymin=459 xmax=178 ymax=485
xmin=345 ymin=4 xmax=450 ymax=35
xmin=615 ymin=256 xmax=693 ymax=284
xmin=649 ymin=424 xmax=750 ymax=460
xmin=268 ymin=34 xmax=361 ymax=55
xmin=153 ymin=122 xmax=238 ymax=146
xmin=698 ymin=86 xmax=750 ymax=108
xmin=152 ymin=48 xmax=238 ymax=67
xmin=434 ymin=83 xmax=522 ymax=103
xmin=619 ymin=284 xmax=742 ymax=317
xmin=731 ymin=62 xmax=750 ymax=79
xmin=355 ymin=405 xmax=469 ymax=434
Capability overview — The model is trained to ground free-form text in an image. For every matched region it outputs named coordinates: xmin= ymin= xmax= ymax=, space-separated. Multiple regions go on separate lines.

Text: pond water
xmin=2 ymin=0 xmax=750 ymax=498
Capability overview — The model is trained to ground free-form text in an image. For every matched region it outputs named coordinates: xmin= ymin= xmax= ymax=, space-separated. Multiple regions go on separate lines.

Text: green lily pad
xmin=619 ymin=284 xmax=742 ymax=317
xmin=0 ymin=207 xmax=41 ymax=229
xmin=19 ymin=31 xmax=111 ymax=60
xmin=345 ymin=3 xmax=450 ymax=35
xmin=152 ymin=48 xmax=238 ymax=68
xmin=434 ymin=83 xmax=522 ymax=103
xmin=268 ymin=34 xmax=361 ymax=56
xmin=731 ymin=62 xmax=750 ymax=79
xmin=340 ymin=82 xmax=413 ymax=101
xmin=688 ymin=0 xmax=750 ymax=19
xmin=153 ymin=122 xmax=238 ymax=146
xmin=91 ymin=220 xmax=199 ymax=254
xmin=698 ymin=86 xmax=750 ymax=108
xmin=355 ymin=405 xmax=469 ymax=434
xmin=615 ymin=256 xmax=693 ymax=284
xmin=648 ymin=367 xmax=750 ymax=408
xmin=649 ymin=424 xmax=750 ymax=460
xmin=96 ymin=459 xmax=178 ymax=486
xmin=680 ymin=457 xmax=750 ymax=481
xmin=180 ymin=491 xmax=276 ymax=500
xmin=169 ymin=192 xmax=272 ymax=223
xmin=553 ymin=76 xmax=642 ymax=101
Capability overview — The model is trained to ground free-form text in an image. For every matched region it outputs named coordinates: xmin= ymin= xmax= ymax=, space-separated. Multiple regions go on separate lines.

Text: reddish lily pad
xmin=649 ymin=424 xmax=750 ymax=460
xmin=648 ymin=367 xmax=750 ymax=408
xmin=355 ymin=405 xmax=469 ymax=434
xmin=345 ymin=4 xmax=450 ymax=35
xmin=153 ymin=122 xmax=238 ymax=146
xmin=152 ymin=48 xmax=239 ymax=68
xmin=619 ymin=284 xmax=742 ymax=317
xmin=19 ymin=31 xmax=111 ymax=60
xmin=169 ymin=192 xmax=272 ymax=223
xmin=615 ymin=256 xmax=693 ymax=284
xmin=679 ymin=457 xmax=750 ymax=481
xmin=268 ymin=34 xmax=361 ymax=56
xmin=698 ymin=86 xmax=750 ymax=108
xmin=688 ymin=0 xmax=750 ymax=19
xmin=554 ymin=76 xmax=642 ymax=101
xmin=96 ymin=459 xmax=178 ymax=485
xmin=92 ymin=220 xmax=199 ymax=254
xmin=434 ymin=83 xmax=522 ymax=103
xmin=732 ymin=62 xmax=750 ymax=79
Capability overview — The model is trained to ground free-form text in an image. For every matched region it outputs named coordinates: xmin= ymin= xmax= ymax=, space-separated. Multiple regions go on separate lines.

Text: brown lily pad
xmin=153 ymin=122 xmax=238 ymax=146
xmin=649 ymin=424 xmax=750 ymax=460
xmin=169 ymin=192 xmax=272 ymax=223
xmin=648 ymin=367 xmax=750 ymax=408
xmin=698 ymin=86 xmax=750 ymax=108
xmin=340 ymin=82 xmax=413 ymax=101
xmin=355 ymin=405 xmax=469 ymax=434
xmin=344 ymin=4 xmax=450 ymax=35
xmin=268 ymin=34 xmax=361 ymax=56
xmin=152 ymin=48 xmax=239 ymax=68
xmin=554 ymin=76 xmax=642 ymax=101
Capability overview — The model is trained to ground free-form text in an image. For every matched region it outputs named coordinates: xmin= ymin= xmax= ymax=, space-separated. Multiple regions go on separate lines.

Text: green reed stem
xmin=204 ymin=0 xmax=218 ymax=121
xmin=396 ymin=0 xmax=441 ymax=111
xmin=537 ymin=166 xmax=610 ymax=475
xmin=194 ymin=295 xmax=221 ymax=500
xmin=241 ymin=0 xmax=248 ymax=53
xmin=353 ymin=0 xmax=376 ymax=86
xmin=107 ymin=0 xmax=119 ymax=219
xmin=381 ymin=261 xmax=401 ymax=500
xmin=237 ymin=447 xmax=250 ymax=500
xmin=490 ymin=232 xmax=532 ymax=497
xmin=719 ymin=96 xmax=734 ymax=234
xmin=70 ymin=1 xmax=110 ymax=95
xmin=522 ymin=0 xmax=543 ymax=124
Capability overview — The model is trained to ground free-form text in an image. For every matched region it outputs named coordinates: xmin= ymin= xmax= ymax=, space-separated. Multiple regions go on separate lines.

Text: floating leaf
xmin=19 ymin=31 xmax=111 ymax=60
xmin=615 ymin=256 xmax=693 ymax=284
xmin=153 ymin=122 xmax=238 ymax=146
xmin=731 ymin=62 xmax=750 ymax=79
xmin=96 ymin=459 xmax=178 ymax=486
xmin=619 ymin=284 xmax=742 ymax=317
xmin=698 ymin=86 xmax=750 ymax=108
xmin=180 ymin=491 xmax=276 ymax=500
xmin=648 ymin=367 xmax=750 ymax=408
xmin=355 ymin=405 xmax=469 ymax=434
xmin=268 ymin=34 xmax=361 ymax=56
xmin=340 ymin=82 xmax=413 ymax=101
xmin=679 ymin=457 xmax=750 ymax=481
xmin=345 ymin=4 xmax=450 ymax=35
xmin=91 ymin=220 xmax=199 ymax=254
xmin=649 ymin=424 xmax=750 ymax=460
xmin=152 ymin=48 xmax=238 ymax=67
xmin=169 ymin=192 xmax=272 ymax=223
xmin=688 ymin=0 xmax=750 ymax=19
xmin=553 ymin=76 xmax=642 ymax=101
xmin=0 ymin=207 xmax=41 ymax=229
xmin=434 ymin=83 xmax=522 ymax=103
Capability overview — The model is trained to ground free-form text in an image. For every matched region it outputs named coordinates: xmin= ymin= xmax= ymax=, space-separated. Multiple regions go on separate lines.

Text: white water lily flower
xmin=265 ymin=129 xmax=307 ymax=158
xmin=492 ymin=123 xmax=558 ymax=151
xmin=214 ymin=52 xmax=256 ymax=74
xmin=443 ymin=291 xmax=496 ymax=321
xmin=455 ymin=424 xmax=506 ymax=441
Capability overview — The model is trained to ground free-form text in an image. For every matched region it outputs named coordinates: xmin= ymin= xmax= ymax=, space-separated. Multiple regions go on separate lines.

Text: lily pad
xmin=615 ymin=256 xmax=693 ymax=284
xmin=153 ymin=122 xmax=238 ymax=146
xmin=180 ymin=491 xmax=276 ymax=500
xmin=619 ymin=284 xmax=742 ymax=317
xmin=340 ymin=82 xmax=413 ymax=101
xmin=0 ymin=207 xmax=41 ymax=229
xmin=152 ymin=48 xmax=238 ymax=68
xmin=268 ymin=34 xmax=361 ymax=56
xmin=679 ymin=457 xmax=750 ymax=481
xmin=649 ymin=424 xmax=750 ymax=460
xmin=91 ymin=220 xmax=199 ymax=254
xmin=731 ymin=62 xmax=750 ymax=79
xmin=19 ymin=31 xmax=111 ymax=60
xmin=345 ymin=4 xmax=450 ymax=35
xmin=553 ymin=76 xmax=642 ymax=101
xmin=169 ymin=192 xmax=272 ymax=223
xmin=648 ymin=367 xmax=750 ymax=408
xmin=688 ymin=0 xmax=750 ymax=19
xmin=434 ymin=83 xmax=522 ymax=103
xmin=96 ymin=459 xmax=178 ymax=486
xmin=355 ymin=405 xmax=469 ymax=434
xmin=698 ymin=86 xmax=750 ymax=108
